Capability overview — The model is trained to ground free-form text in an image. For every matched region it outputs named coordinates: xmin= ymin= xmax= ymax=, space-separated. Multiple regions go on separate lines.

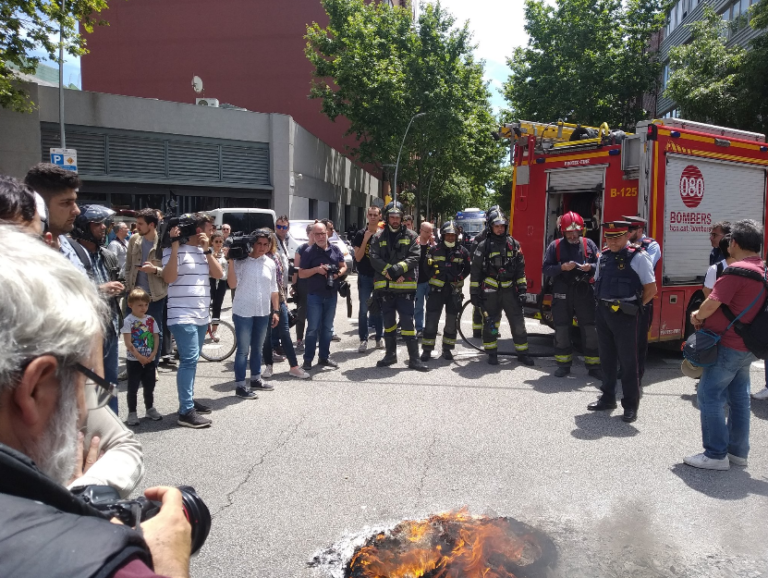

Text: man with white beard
xmin=0 ymin=225 xmax=193 ymax=578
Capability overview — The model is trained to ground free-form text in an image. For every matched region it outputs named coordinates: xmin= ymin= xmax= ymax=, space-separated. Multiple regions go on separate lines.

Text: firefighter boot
xmin=420 ymin=347 xmax=433 ymax=362
xmin=488 ymin=352 xmax=499 ymax=365
xmin=588 ymin=368 xmax=604 ymax=381
xmin=376 ymin=334 xmax=398 ymax=367
xmin=554 ymin=367 xmax=570 ymax=378
xmin=442 ymin=347 xmax=453 ymax=361
xmin=518 ymin=354 xmax=535 ymax=366
xmin=407 ymin=340 xmax=430 ymax=372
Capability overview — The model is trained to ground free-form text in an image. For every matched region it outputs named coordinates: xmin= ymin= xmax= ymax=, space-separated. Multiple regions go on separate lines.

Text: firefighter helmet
xmin=485 ymin=208 xmax=503 ymax=228
xmin=559 ymin=211 xmax=584 ymax=232
xmin=489 ymin=212 xmax=508 ymax=227
xmin=72 ymin=204 xmax=115 ymax=243
xmin=440 ymin=220 xmax=458 ymax=236
xmin=383 ymin=201 xmax=404 ymax=219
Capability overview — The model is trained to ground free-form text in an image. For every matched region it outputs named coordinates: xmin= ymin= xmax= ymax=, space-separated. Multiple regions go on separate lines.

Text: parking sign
xmin=50 ymin=148 xmax=78 ymax=172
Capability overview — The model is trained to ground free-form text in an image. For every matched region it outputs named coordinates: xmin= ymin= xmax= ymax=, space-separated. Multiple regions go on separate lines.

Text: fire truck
xmin=455 ymin=207 xmax=486 ymax=247
xmin=499 ymin=117 xmax=768 ymax=344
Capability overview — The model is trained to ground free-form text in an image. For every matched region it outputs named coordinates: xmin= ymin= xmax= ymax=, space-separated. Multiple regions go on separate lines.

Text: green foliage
xmin=739 ymin=0 xmax=768 ymax=136
xmin=306 ymin=0 xmax=504 ymax=222
xmin=504 ymin=0 xmax=667 ymax=131
xmin=664 ymin=6 xmax=746 ymax=126
xmin=0 ymin=0 xmax=109 ymax=112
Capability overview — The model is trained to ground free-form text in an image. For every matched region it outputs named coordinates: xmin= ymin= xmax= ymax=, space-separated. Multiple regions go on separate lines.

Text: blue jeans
xmin=169 ymin=323 xmax=207 ymax=415
xmin=697 ymin=345 xmax=755 ymax=460
xmin=104 ymin=333 xmax=119 ymax=414
xmin=128 ymin=297 xmax=166 ymax=368
xmin=305 ymin=293 xmax=337 ymax=363
xmin=262 ymin=303 xmax=299 ymax=367
xmin=357 ymin=274 xmax=382 ymax=341
xmin=233 ymin=314 xmax=270 ymax=386
xmin=415 ymin=282 xmax=430 ymax=332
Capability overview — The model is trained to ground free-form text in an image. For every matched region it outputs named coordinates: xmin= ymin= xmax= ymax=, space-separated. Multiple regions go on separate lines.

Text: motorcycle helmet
xmin=72 ymin=205 xmax=115 ymax=244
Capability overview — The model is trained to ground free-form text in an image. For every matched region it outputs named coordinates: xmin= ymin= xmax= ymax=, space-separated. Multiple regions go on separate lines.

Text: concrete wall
xmin=0 ymin=83 xmax=43 ymax=179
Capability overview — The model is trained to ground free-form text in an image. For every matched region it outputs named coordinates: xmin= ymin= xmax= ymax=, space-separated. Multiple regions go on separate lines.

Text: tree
xmin=306 ymin=0 xmax=504 ymax=222
xmin=1 ymin=0 xmax=109 ymax=112
xmin=504 ymin=0 xmax=667 ymax=131
xmin=664 ymin=6 xmax=746 ymax=127
xmin=738 ymin=0 xmax=768 ymax=135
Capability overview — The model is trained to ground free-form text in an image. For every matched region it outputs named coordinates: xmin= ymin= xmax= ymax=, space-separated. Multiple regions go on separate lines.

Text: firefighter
xmin=369 ymin=201 xmax=429 ymax=372
xmin=623 ymin=215 xmax=661 ymax=384
xmin=469 ymin=212 xmax=534 ymax=366
xmin=420 ymin=221 xmax=471 ymax=362
xmin=470 ymin=206 xmax=502 ymax=338
xmin=588 ymin=221 xmax=657 ymax=423
xmin=542 ymin=211 xmax=602 ymax=379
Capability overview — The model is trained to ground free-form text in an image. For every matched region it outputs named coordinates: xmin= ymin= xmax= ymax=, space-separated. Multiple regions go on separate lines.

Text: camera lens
xmin=177 ymin=486 xmax=212 ymax=555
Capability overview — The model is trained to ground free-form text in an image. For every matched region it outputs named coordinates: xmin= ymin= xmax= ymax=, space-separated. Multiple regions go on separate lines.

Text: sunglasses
xmin=75 ymin=363 xmax=118 ymax=410
xmin=276 ymin=224 xmax=288 ymax=230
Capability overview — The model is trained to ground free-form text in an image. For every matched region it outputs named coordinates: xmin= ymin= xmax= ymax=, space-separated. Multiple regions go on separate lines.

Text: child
xmin=122 ymin=288 xmax=161 ymax=425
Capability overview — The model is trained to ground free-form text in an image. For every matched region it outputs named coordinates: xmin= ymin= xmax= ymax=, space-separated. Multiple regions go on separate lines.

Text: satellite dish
xmin=192 ymin=76 xmax=204 ymax=93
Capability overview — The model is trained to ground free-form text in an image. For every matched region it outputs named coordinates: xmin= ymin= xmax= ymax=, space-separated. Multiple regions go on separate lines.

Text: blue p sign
xmin=51 ymin=153 xmax=64 ymax=165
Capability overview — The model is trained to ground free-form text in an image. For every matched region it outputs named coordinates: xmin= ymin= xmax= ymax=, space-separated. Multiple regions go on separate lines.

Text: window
xmin=662 ymin=63 xmax=670 ymax=91
xmin=308 ymin=199 xmax=318 ymax=220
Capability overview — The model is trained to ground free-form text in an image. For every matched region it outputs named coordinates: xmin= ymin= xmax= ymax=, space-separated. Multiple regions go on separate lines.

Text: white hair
xmin=0 ymin=224 xmax=107 ymax=393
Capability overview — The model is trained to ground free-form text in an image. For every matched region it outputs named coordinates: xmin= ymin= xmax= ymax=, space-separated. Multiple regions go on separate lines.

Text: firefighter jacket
xmin=542 ymin=236 xmax=599 ymax=285
xmin=470 ymin=234 xmax=527 ymax=296
xmin=427 ymin=243 xmax=471 ymax=290
xmin=370 ymin=226 xmax=421 ymax=293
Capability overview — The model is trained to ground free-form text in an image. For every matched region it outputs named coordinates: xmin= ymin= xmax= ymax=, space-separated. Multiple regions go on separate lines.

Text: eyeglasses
xmin=75 ymin=363 xmax=117 ymax=410
xmin=276 ymin=224 xmax=288 ymax=230
xmin=710 ymin=232 xmax=724 ymax=237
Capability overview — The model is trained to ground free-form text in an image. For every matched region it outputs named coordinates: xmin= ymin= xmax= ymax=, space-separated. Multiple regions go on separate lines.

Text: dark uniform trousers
xmin=472 ymin=305 xmax=484 ymax=337
xmin=382 ymin=293 xmax=416 ymax=340
xmin=637 ymin=301 xmax=653 ymax=380
xmin=482 ymin=288 xmax=529 ymax=352
xmin=595 ymin=303 xmax=641 ymax=409
xmin=422 ymin=287 xmax=460 ymax=351
xmin=552 ymin=279 xmax=600 ymax=368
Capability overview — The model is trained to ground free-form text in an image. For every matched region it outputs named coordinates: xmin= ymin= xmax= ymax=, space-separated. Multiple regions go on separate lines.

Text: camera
xmin=72 ymin=484 xmax=212 ymax=555
xmin=225 ymin=232 xmax=257 ymax=260
xmin=325 ymin=263 xmax=339 ymax=288
xmin=159 ymin=214 xmax=199 ymax=248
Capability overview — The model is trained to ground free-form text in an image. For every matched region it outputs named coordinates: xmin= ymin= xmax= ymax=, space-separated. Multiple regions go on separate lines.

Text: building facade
xmin=0 ymin=83 xmax=379 ymax=227
xmin=657 ymin=0 xmax=764 ymax=117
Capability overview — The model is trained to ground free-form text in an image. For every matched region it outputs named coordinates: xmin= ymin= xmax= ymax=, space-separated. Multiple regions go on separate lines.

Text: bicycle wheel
xmin=201 ymin=319 xmax=237 ymax=362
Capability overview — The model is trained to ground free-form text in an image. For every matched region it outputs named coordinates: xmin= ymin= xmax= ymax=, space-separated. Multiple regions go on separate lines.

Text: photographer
xmin=299 ymin=221 xmax=346 ymax=370
xmin=71 ymin=205 xmax=125 ymax=413
xmin=227 ymin=229 xmax=280 ymax=398
xmin=162 ymin=213 xmax=223 ymax=429
xmin=0 ymin=224 xmax=192 ymax=578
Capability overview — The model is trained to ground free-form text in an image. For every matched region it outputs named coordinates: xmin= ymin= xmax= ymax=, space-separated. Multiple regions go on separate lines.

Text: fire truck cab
xmin=504 ymin=118 xmax=768 ymax=344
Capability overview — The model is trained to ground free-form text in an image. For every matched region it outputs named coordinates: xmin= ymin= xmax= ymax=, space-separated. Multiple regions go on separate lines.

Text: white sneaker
xmin=683 ymin=452 xmax=729 ymax=471
xmin=126 ymin=412 xmax=140 ymax=426
xmin=145 ymin=407 xmax=163 ymax=421
xmin=751 ymin=387 xmax=768 ymax=400
xmin=211 ymin=331 xmax=220 ymax=343
xmin=289 ymin=366 xmax=311 ymax=379
xmin=375 ymin=339 xmax=384 ymax=349
xmin=727 ymin=453 xmax=748 ymax=466
xmin=262 ymin=365 xmax=274 ymax=378
xmin=358 ymin=340 xmax=368 ymax=353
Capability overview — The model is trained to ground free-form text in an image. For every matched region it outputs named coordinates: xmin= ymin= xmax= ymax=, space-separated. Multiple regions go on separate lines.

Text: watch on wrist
xmin=204 ymin=248 xmax=213 ymax=255
xmin=272 ymin=310 xmax=279 ymax=316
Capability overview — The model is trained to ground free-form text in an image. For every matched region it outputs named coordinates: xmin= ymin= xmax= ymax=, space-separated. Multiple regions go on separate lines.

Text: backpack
xmin=719 ymin=266 xmax=768 ymax=359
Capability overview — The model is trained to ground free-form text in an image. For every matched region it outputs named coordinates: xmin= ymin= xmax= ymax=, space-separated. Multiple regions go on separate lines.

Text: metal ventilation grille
xmin=222 ymin=145 xmax=270 ymax=184
xmin=109 ymin=135 xmax=166 ymax=177
xmin=41 ymin=129 xmax=107 ymax=175
xmin=168 ymin=141 xmax=220 ymax=180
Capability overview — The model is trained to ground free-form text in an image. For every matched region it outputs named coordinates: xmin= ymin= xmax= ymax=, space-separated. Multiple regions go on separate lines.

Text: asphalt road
xmin=117 ymin=284 xmax=768 ymax=578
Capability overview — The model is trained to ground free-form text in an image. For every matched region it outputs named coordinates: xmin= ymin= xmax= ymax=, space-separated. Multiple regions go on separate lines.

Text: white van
xmin=287 ymin=219 xmax=353 ymax=272
xmin=207 ymin=208 xmax=276 ymax=235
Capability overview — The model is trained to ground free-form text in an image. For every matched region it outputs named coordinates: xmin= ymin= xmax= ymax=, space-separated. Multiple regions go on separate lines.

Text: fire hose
xmin=456 ymin=299 xmax=556 ymax=358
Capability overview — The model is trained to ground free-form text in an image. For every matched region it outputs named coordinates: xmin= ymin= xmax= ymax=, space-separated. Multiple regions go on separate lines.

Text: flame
xmin=347 ymin=509 xmax=546 ymax=578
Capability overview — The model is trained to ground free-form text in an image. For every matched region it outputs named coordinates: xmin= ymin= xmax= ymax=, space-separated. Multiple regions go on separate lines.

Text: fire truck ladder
xmin=497 ymin=120 xmax=620 ymax=153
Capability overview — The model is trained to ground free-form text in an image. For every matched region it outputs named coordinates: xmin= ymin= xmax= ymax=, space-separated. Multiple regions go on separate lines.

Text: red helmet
xmin=560 ymin=211 xmax=584 ymax=232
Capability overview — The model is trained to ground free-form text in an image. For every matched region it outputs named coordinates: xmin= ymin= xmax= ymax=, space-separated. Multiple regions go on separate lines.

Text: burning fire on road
xmin=310 ymin=509 xmax=557 ymax=578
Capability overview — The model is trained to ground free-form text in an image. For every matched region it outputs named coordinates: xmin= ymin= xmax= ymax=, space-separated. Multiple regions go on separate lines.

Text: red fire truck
xmin=500 ymin=118 xmax=768 ymax=344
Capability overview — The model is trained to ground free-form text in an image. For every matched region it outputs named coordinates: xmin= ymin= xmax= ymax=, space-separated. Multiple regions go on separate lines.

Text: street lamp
xmin=58 ymin=0 xmax=66 ymax=148
xmin=393 ymin=112 xmax=427 ymax=206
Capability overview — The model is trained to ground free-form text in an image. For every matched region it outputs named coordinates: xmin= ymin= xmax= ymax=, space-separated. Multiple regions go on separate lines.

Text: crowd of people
xmin=1 ymin=161 xmax=768 ymax=577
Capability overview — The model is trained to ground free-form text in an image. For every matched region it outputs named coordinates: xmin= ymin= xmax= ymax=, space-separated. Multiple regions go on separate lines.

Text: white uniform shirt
xmin=704 ymin=259 xmax=728 ymax=289
xmin=642 ymin=235 xmax=661 ymax=268
xmin=162 ymin=245 xmax=211 ymax=326
xmin=232 ymin=255 xmax=278 ymax=318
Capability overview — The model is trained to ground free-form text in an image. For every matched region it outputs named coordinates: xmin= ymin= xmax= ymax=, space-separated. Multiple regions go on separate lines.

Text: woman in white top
xmin=209 ymin=231 xmax=229 ymax=340
xmin=227 ymin=229 xmax=280 ymax=399
xmin=703 ymin=235 xmax=734 ymax=298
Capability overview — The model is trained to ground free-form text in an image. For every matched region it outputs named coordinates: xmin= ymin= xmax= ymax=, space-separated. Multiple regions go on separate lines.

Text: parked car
xmin=287 ymin=219 xmax=353 ymax=272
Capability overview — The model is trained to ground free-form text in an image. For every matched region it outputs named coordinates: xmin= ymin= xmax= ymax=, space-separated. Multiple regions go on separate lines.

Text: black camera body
xmin=72 ymin=484 xmax=211 ymax=555
xmin=325 ymin=264 xmax=339 ymax=288
xmin=225 ymin=232 xmax=257 ymax=260
xmin=159 ymin=214 xmax=199 ymax=249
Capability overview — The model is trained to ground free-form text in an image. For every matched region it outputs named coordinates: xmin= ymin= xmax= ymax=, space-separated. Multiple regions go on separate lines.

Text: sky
xmin=421 ymin=0 xmax=530 ymax=113
xmin=29 ymin=0 xmax=530 ymax=108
